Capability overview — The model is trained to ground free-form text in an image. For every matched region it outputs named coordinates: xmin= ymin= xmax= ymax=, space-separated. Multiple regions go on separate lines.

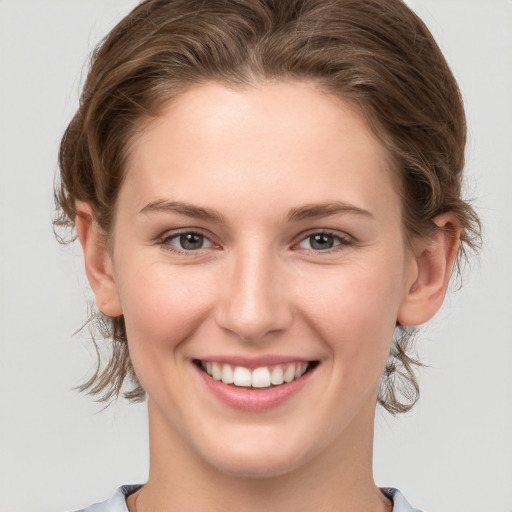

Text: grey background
xmin=1 ymin=1 xmax=511 ymax=511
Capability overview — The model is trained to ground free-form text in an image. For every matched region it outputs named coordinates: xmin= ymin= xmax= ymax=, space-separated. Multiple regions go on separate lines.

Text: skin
xmin=77 ymin=81 xmax=459 ymax=512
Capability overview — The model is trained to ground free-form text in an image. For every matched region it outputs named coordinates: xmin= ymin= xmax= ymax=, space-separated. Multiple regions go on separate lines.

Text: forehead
xmin=122 ymin=81 xmax=400 ymax=221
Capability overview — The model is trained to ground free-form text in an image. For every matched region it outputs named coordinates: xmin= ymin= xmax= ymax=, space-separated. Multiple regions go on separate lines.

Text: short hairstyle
xmin=55 ymin=0 xmax=481 ymax=413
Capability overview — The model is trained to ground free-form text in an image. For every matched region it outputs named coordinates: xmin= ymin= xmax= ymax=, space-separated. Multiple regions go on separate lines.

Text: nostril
xmin=215 ymin=305 xmax=294 ymax=343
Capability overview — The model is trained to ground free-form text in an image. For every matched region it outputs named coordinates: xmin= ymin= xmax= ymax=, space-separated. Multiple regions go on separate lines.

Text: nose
xmin=214 ymin=246 xmax=293 ymax=342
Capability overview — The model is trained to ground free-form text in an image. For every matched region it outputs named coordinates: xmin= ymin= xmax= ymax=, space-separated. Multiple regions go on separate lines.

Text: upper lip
xmin=193 ymin=355 xmax=317 ymax=369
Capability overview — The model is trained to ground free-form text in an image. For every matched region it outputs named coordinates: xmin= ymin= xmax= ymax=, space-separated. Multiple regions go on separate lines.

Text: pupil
xmin=180 ymin=233 xmax=203 ymax=250
xmin=311 ymin=233 xmax=334 ymax=250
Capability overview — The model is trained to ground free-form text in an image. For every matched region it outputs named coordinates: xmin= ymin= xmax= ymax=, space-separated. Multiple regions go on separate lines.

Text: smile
xmin=195 ymin=360 xmax=315 ymax=388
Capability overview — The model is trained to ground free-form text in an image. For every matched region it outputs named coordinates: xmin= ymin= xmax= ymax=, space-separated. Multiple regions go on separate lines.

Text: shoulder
xmin=73 ymin=485 xmax=141 ymax=512
xmin=381 ymin=487 xmax=424 ymax=512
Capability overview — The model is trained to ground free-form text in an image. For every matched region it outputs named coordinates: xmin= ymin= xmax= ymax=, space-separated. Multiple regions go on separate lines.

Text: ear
xmin=397 ymin=213 xmax=460 ymax=326
xmin=75 ymin=201 xmax=123 ymax=317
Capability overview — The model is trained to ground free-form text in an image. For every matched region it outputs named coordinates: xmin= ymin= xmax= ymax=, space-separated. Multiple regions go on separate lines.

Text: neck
xmin=129 ymin=401 xmax=392 ymax=512
xmin=133 ymin=399 xmax=391 ymax=512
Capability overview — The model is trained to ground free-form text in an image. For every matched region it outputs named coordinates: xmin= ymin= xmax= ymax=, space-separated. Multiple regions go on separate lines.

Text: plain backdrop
xmin=0 ymin=1 xmax=511 ymax=511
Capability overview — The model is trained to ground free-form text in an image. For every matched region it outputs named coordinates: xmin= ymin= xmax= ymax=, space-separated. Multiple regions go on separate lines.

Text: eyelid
xmin=156 ymin=227 xmax=354 ymax=255
xmin=292 ymin=229 xmax=354 ymax=253
xmin=158 ymin=228 xmax=220 ymax=253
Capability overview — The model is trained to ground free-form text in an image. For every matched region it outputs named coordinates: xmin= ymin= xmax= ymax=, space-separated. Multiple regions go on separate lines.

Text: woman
xmin=54 ymin=0 xmax=480 ymax=510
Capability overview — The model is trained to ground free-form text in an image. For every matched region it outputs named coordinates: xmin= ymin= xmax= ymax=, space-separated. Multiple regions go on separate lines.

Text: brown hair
xmin=55 ymin=0 xmax=481 ymax=413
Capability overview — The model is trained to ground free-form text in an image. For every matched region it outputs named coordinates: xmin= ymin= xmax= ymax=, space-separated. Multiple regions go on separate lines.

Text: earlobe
xmin=75 ymin=201 xmax=123 ymax=317
xmin=397 ymin=213 xmax=460 ymax=326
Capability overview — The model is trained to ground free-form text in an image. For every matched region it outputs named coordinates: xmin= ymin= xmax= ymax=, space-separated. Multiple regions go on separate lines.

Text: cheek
xmin=295 ymin=259 xmax=404 ymax=373
xmin=115 ymin=262 xmax=217 ymax=358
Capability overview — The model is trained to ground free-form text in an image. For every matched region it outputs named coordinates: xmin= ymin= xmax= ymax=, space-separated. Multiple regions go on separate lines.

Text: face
xmin=101 ymin=82 xmax=421 ymax=477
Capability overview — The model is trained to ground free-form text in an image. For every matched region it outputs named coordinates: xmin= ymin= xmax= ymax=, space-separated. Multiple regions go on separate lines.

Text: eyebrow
xmin=139 ymin=199 xmax=374 ymax=223
xmin=140 ymin=200 xmax=226 ymax=222
xmin=286 ymin=201 xmax=374 ymax=222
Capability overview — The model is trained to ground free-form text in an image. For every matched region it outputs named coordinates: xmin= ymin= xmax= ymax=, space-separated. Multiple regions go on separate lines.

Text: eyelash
xmin=294 ymin=230 xmax=353 ymax=254
xmin=159 ymin=229 xmax=216 ymax=254
xmin=158 ymin=229 xmax=353 ymax=255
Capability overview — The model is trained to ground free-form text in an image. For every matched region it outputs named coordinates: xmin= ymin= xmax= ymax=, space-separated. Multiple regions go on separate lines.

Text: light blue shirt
xmin=75 ymin=485 xmax=423 ymax=511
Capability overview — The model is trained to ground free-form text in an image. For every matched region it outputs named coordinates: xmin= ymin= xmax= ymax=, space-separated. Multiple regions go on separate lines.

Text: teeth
xmin=283 ymin=364 xmax=296 ymax=383
xmin=221 ymin=364 xmax=234 ymax=384
xmin=211 ymin=362 xmax=222 ymax=381
xmin=233 ymin=366 xmax=252 ymax=387
xmin=296 ymin=362 xmax=308 ymax=378
xmin=251 ymin=367 xmax=271 ymax=388
xmin=201 ymin=361 xmax=311 ymax=388
xmin=270 ymin=366 xmax=284 ymax=385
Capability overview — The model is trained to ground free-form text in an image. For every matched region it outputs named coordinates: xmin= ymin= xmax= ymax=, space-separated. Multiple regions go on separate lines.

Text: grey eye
xmin=161 ymin=230 xmax=215 ymax=254
xmin=308 ymin=233 xmax=335 ymax=250
xmin=297 ymin=232 xmax=350 ymax=252
xmin=177 ymin=233 xmax=206 ymax=250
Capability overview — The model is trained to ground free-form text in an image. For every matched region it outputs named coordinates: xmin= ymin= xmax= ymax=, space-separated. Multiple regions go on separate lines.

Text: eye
xmin=162 ymin=231 xmax=215 ymax=252
xmin=297 ymin=232 xmax=351 ymax=252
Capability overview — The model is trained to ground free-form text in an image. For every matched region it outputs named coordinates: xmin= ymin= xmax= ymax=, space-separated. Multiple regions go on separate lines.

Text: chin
xmin=205 ymin=447 xmax=307 ymax=480
xmin=192 ymin=425 xmax=318 ymax=480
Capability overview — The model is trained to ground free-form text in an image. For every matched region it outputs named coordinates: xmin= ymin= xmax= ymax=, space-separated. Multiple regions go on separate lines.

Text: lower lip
xmin=194 ymin=364 xmax=315 ymax=412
